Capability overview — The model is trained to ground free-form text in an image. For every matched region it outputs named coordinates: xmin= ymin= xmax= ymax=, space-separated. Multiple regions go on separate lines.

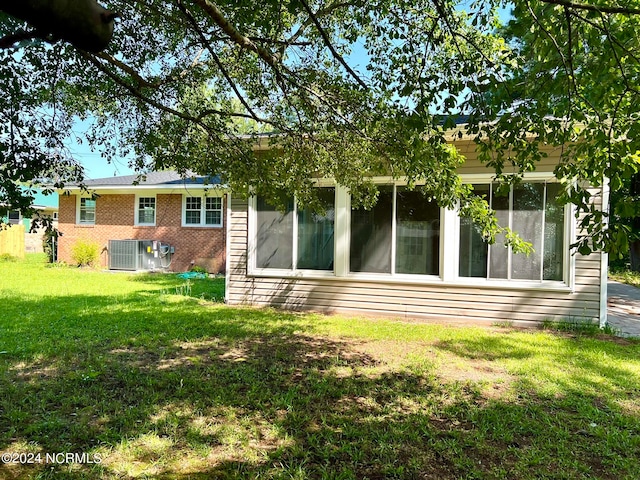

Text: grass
xmin=1 ymin=254 xmax=639 ymax=479
xmin=609 ymin=269 xmax=640 ymax=288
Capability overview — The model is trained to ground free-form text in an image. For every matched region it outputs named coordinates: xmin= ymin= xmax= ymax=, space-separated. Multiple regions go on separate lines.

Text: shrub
xmin=42 ymin=230 xmax=59 ymax=263
xmin=71 ymin=239 xmax=101 ymax=267
xmin=189 ymin=265 xmax=208 ymax=274
xmin=0 ymin=253 xmax=17 ymax=262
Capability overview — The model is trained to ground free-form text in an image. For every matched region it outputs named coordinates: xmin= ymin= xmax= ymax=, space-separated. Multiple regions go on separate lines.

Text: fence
xmin=0 ymin=224 xmax=25 ymax=258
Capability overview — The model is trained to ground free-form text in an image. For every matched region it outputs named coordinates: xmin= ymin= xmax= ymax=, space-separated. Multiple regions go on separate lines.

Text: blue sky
xmin=73 ymin=147 xmax=134 ymax=180
xmin=69 ymin=119 xmax=135 ymax=179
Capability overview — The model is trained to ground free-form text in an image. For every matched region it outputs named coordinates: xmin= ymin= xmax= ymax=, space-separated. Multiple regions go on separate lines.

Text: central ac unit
xmin=108 ymin=239 xmax=171 ymax=271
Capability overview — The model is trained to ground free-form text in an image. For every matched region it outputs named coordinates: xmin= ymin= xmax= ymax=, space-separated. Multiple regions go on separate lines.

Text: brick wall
xmin=57 ymin=193 xmax=226 ymax=272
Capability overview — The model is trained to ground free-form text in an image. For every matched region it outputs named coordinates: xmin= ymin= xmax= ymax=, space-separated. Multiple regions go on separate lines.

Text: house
xmin=3 ymin=189 xmax=59 ymax=254
xmin=225 ymin=136 xmax=609 ymax=327
xmin=57 ymin=171 xmax=227 ymax=273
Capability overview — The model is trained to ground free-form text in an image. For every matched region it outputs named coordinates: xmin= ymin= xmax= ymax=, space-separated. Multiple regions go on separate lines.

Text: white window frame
xmin=346 ymin=181 xmax=443 ymax=281
xmin=182 ymin=194 xmax=223 ymax=228
xmin=135 ymin=195 xmax=157 ymax=226
xmin=248 ymin=182 xmax=337 ymax=277
xmin=247 ymin=175 xmax=574 ymax=291
xmin=451 ymin=173 xmax=574 ymax=288
xmin=76 ymin=196 xmax=96 ymax=225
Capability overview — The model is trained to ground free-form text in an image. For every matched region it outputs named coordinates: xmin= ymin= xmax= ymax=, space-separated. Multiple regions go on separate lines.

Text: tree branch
xmin=82 ymin=52 xmax=211 ymax=127
xmin=176 ymin=0 xmax=277 ymax=128
xmin=0 ymin=29 xmax=44 ymax=49
xmin=297 ymin=0 xmax=368 ymax=89
xmin=539 ymin=0 xmax=640 ymax=15
xmin=0 ymin=0 xmax=117 ymax=52
xmin=93 ymin=52 xmax=157 ymax=88
xmin=190 ymin=0 xmax=281 ymax=69
xmin=287 ymin=1 xmax=357 ymax=46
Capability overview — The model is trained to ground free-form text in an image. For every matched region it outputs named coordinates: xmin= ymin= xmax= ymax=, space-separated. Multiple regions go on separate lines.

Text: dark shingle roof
xmin=82 ymin=171 xmax=221 ymax=187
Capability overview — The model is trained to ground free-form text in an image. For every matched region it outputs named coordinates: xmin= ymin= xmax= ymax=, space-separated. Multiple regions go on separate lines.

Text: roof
xmin=82 ymin=170 xmax=221 ymax=187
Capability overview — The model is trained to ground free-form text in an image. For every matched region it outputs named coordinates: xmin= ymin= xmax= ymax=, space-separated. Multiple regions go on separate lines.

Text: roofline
xmin=59 ymin=184 xmax=229 ymax=195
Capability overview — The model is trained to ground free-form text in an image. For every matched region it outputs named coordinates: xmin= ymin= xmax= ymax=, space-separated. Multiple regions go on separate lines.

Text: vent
xmin=108 ymin=240 xmax=171 ymax=271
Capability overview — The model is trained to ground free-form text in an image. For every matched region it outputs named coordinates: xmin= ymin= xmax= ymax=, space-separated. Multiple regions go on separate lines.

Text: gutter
xmin=599 ymin=176 xmax=610 ymax=328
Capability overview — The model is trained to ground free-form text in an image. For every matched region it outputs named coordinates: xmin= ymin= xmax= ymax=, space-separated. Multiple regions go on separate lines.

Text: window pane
xmin=256 ymin=197 xmax=294 ymax=269
xmin=206 ymin=197 xmax=222 ymax=210
xmin=80 ymin=199 xmax=96 ymax=223
xmin=489 ymin=189 xmax=509 ymax=279
xmin=459 ymin=185 xmax=489 ymax=277
xmin=511 ymin=183 xmax=544 ymax=280
xmin=543 ymin=183 xmax=564 ymax=281
xmin=459 ymin=182 xmax=565 ymax=282
xmin=350 ymin=186 xmax=393 ymax=273
xmin=205 ymin=197 xmax=222 ymax=225
xmin=185 ymin=197 xmax=201 ymax=224
xmin=395 ymin=188 xmax=440 ymax=275
xmin=205 ymin=210 xmax=221 ymax=225
xmin=186 ymin=197 xmax=201 ymax=210
xmin=297 ymin=188 xmax=335 ymax=270
xmin=138 ymin=197 xmax=155 ymax=224
xmin=186 ymin=211 xmax=201 ymax=224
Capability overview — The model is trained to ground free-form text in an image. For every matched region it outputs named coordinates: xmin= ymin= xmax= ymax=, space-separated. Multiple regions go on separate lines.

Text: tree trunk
xmin=630 ymin=240 xmax=640 ymax=272
xmin=0 ymin=0 xmax=116 ymax=52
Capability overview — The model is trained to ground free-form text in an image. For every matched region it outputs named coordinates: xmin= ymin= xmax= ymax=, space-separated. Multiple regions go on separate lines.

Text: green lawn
xmin=609 ymin=269 xmax=640 ymax=288
xmin=1 ymin=255 xmax=639 ymax=479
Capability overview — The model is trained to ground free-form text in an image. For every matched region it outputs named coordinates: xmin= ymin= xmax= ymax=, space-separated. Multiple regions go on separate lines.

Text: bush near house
xmin=0 ymin=255 xmax=639 ymax=479
xmin=70 ymin=239 xmax=101 ymax=267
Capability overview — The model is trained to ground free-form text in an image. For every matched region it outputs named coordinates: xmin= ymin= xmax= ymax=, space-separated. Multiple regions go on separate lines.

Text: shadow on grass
xmin=1 ymin=287 xmax=639 ymax=479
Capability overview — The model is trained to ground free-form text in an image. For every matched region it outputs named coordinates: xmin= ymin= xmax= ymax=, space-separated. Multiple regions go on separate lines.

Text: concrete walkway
xmin=607 ymin=280 xmax=640 ymax=337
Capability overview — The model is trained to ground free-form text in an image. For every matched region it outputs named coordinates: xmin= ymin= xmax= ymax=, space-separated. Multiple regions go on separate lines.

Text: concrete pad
xmin=607 ymin=280 xmax=640 ymax=337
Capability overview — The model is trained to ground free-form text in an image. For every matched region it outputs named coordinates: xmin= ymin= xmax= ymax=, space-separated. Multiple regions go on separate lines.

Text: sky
xmin=68 ymin=118 xmax=135 ymax=180
xmin=72 ymin=147 xmax=134 ymax=180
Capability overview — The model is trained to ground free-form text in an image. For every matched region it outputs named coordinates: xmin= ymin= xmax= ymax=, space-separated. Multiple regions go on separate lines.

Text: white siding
xmin=226 ymin=149 xmax=604 ymax=326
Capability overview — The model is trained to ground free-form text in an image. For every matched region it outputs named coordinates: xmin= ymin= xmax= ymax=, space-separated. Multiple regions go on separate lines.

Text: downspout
xmin=599 ymin=176 xmax=610 ymax=328
xmin=224 ymin=192 xmax=231 ymax=304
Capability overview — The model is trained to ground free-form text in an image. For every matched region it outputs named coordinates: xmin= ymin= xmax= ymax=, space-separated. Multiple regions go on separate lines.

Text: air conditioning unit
xmin=108 ymin=239 xmax=172 ymax=271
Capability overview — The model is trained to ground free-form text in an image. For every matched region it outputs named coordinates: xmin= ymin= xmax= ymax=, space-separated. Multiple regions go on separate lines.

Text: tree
xmin=1 ymin=0 xmax=639 ymax=255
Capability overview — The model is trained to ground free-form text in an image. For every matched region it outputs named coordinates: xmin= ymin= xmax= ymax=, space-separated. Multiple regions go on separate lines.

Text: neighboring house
xmin=3 ymin=190 xmax=59 ymax=254
xmin=225 ymin=136 xmax=609 ymax=327
xmin=57 ymin=171 xmax=227 ymax=273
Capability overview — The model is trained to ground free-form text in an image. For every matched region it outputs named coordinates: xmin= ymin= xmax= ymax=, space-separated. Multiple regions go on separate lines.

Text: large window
xmin=248 ymin=180 xmax=568 ymax=286
xmin=459 ymin=182 xmax=564 ymax=281
xmin=79 ymin=198 xmax=96 ymax=224
xmin=350 ymin=186 xmax=440 ymax=275
xmin=136 ymin=197 xmax=156 ymax=225
xmin=184 ymin=195 xmax=223 ymax=227
xmin=255 ymin=188 xmax=335 ymax=271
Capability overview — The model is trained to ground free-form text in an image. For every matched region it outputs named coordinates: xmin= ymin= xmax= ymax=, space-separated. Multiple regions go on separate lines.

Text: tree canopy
xmin=1 ymin=0 xmax=639 ymax=256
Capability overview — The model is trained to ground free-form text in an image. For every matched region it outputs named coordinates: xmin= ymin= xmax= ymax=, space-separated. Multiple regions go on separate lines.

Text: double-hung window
xmin=350 ymin=185 xmax=440 ymax=276
xmin=78 ymin=197 xmax=96 ymax=224
xmin=136 ymin=197 xmax=156 ymax=226
xmin=255 ymin=188 xmax=335 ymax=271
xmin=458 ymin=182 xmax=565 ymax=282
xmin=183 ymin=195 xmax=223 ymax=227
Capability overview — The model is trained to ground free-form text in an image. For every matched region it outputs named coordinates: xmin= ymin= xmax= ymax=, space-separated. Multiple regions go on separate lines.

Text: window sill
xmin=181 ymin=224 xmax=223 ymax=229
xmin=247 ymin=270 xmax=572 ymax=292
xmin=75 ymin=223 xmax=95 ymax=228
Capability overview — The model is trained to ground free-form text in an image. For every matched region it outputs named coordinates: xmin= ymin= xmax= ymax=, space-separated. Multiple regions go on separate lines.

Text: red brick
xmin=57 ymin=193 xmax=226 ymax=272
